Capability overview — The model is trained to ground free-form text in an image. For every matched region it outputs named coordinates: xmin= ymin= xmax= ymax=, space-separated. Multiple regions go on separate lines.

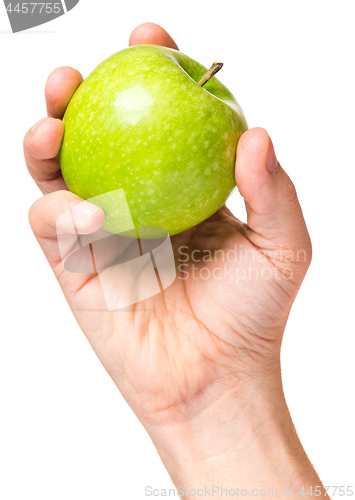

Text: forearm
xmin=144 ymin=378 xmax=328 ymax=500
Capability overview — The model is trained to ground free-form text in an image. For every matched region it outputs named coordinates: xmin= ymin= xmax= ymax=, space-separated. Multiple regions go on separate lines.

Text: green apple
xmin=60 ymin=45 xmax=248 ymax=237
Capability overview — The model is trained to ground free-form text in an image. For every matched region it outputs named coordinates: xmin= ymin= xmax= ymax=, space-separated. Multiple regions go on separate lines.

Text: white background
xmin=0 ymin=1 xmax=354 ymax=498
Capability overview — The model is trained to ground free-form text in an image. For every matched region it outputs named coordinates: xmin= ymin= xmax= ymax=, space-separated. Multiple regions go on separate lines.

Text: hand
xmin=25 ymin=23 xmax=323 ymax=497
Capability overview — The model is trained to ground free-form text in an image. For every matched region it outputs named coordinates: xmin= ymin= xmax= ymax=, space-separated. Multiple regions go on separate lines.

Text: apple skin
xmin=60 ymin=45 xmax=248 ymax=237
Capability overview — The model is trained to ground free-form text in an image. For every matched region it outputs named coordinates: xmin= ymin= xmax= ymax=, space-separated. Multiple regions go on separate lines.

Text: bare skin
xmin=25 ymin=22 xmax=327 ymax=499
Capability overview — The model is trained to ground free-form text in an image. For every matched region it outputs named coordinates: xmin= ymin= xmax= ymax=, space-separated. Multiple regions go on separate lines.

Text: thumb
xmin=235 ymin=127 xmax=312 ymax=271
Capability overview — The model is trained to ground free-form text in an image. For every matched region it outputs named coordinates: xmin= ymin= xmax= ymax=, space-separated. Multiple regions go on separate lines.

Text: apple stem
xmin=198 ymin=62 xmax=223 ymax=87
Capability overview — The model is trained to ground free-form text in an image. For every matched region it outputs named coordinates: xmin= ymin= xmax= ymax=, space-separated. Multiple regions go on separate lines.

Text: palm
xmin=52 ymin=204 xmax=299 ymax=421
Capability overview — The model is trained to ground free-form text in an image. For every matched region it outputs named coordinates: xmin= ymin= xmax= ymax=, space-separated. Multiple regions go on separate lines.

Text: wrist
xmin=143 ymin=375 xmax=324 ymax=497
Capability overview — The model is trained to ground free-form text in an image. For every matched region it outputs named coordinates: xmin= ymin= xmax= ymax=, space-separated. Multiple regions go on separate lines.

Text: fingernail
xmin=71 ymin=200 xmax=100 ymax=222
xmin=32 ymin=117 xmax=47 ymax=135
xmin=266 ymin=138 xmax=279 ymax=174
